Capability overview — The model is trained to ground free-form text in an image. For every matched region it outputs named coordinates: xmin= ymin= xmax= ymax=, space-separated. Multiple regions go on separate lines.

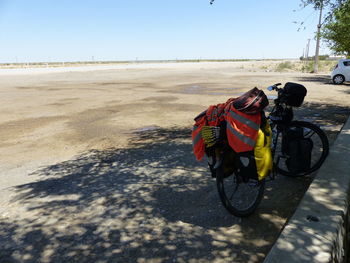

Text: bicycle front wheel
xmin=274 ymin=121 xmax=329 ymax=177
xmin=216 ymin=166 xmax=265 ymax=217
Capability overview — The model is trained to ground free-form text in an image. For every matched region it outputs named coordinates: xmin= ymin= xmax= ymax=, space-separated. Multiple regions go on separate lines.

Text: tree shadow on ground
xmin=0 ymin=127 xmax=277 ymax=263
xmin=266 ymin=101 xmax=350 ymax=146
xmin=296 ymin=74 xmax=350 ymax=87
xmin=294 ymin=102 xmax=350 ymax=124
xmin=294 ymin=102 xmax=350 ymax=145
xmin=296 ymin=74 xmax=334 ymax=85
xmin=338 ymin=86 xmax=350 ymax=94
xmin=0 ymin=102 xmax=349 ymax=263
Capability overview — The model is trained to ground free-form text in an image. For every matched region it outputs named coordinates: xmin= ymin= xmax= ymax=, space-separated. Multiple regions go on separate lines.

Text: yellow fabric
xmin=201 ymin=126 xmax=218 ymax=147
xmin=254 ymin=123 xmax=273 ymax=180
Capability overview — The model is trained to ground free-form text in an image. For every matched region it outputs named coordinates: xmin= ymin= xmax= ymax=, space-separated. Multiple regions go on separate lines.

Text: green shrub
xmin=300 ymin=60 xmax=336 ymax=73
xmin=276 ymin=61 xmax=293 ymax=72
xmin=301 ymin=61 xmax=314 ymax=72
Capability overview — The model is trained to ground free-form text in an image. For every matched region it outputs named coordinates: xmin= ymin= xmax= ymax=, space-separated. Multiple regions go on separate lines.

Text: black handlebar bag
xmin=282 ymin=82 xmax=307 ymax=107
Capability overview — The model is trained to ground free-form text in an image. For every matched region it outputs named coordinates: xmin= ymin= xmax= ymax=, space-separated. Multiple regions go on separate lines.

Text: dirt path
xmin=1 ymin=62 xmax=350 ymax=263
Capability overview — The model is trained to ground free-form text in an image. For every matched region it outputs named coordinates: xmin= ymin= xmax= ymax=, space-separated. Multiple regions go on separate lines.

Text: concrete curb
xmin=264 ymin=116 xmax=350 ymax=263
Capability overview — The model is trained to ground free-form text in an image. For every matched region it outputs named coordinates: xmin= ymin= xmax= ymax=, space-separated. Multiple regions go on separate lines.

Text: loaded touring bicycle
xmin=192 ymin=82 xmax=329 ymax=217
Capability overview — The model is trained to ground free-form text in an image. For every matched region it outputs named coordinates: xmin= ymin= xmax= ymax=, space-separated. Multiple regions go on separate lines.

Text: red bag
xmin=233 ymin=88 xmax=268 ymax=114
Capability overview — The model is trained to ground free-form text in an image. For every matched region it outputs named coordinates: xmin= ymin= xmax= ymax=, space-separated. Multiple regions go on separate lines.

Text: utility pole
xmin=302 ymin=48 xmax=305 ymax=59
xmin=313 ymin=0 xmax=323 ymax=73
xmin=306 ymin=39 xmax=311 ymax=60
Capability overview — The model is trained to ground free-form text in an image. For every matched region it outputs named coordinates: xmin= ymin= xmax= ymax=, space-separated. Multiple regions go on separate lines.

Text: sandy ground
xmin=0 ymin=61 xmax=350 ymax=263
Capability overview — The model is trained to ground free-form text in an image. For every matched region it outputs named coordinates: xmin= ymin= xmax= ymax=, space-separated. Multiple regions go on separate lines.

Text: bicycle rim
xmin=274 ymin=121 xmax=329 ymax=177
xmin=216 ymin=167 xmax=265 ymax=217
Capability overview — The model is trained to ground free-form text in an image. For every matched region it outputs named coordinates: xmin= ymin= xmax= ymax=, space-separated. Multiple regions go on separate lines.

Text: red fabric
xmin=192 ymin=99 xmax=232 ymax=160
xmin=224 ymin=104 xmax=261 ymax=152
xmin=192 ymin=116 xmax=206 ymax=161
xmin=205 ymin=99 xmax=232 ymax=126
xmin=191 ymin=97 xmax=260 ymax=160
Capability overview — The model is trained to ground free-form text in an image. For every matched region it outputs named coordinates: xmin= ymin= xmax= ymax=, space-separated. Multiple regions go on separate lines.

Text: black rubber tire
xmin=216 ymin=166 xmax=265 ymax=217
xmin=275 ymin=121 xmax=329 ymax=177
xmin=332 ymin=74 xmax=345 ymax=84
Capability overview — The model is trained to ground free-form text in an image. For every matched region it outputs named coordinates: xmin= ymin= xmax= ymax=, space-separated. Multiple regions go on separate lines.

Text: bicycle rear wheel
xmin=274 ymin=121 xmax=329 ymax=177
xmin=216 ymin=165 xmax=265 ymax=217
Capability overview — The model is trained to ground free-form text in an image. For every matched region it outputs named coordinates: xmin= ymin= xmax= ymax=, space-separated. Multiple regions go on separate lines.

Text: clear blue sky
xmin=0 ymin=0 xmax=330 ymax=62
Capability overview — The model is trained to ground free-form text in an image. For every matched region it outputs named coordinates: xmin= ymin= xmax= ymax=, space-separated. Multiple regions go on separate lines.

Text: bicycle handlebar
xmin=267 ymin=83 xmax=282 ymax=91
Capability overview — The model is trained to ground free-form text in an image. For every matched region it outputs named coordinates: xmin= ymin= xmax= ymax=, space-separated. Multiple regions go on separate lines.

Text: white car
xmin=331 ymin=59 xmax=350 ymax=84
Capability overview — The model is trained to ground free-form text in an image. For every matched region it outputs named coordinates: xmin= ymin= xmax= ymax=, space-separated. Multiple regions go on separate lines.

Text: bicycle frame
xmin=267 ymin=95 xmax=296 ymax=180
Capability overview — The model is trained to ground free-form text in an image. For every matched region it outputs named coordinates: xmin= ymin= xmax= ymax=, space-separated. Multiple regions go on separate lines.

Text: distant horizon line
xmin=0 ymin=58 xmax=305 ymax=65
xmin=0 ymin=54 xmax=341 ymax=65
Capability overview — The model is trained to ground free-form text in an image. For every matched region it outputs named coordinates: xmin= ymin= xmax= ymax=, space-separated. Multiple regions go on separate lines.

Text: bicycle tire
xmin=275 ymin=121 xmax=329 ymax=177
xmin=216 ymin=165 xmax=265 ymax=217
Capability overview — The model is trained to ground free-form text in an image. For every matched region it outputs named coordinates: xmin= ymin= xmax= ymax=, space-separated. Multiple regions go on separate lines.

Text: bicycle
xmin=209 ymin=83 xmax=329 ymax=217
